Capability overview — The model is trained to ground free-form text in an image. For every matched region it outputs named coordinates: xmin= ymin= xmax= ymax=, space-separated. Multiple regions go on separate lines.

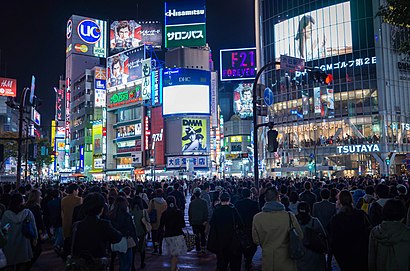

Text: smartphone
xmin=2 ymin=223 xmax=10 ymax=231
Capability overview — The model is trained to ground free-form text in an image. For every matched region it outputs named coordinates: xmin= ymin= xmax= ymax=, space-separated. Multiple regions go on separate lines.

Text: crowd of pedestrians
xmin=0 ymin=175 xmax=408 ymax=271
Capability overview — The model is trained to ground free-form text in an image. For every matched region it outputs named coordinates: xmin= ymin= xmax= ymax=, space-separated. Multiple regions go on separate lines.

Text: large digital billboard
xmin=233 ymin=83 xmax=253 ymax=119
xmin=0 ymin=77 xmax=17 ymax=97
xmin=66 ymin=15 xmax=107 ymax=58
xmin=220 ymin=48 xmax=256 ymax=81
xmin=164 ymin=0 xmax=206 ymax=48
xmin=107 ymin=85 xmax=142 ymax=109
xmin=162 ymin=68 xmax=210 ymax=116
xmin=110 ymin=20 xmax=162 ymax=55
xmin=274 ymin=2 xmax=352 ymax=62
xmin=181 ymin=118 xmax=207 ymax=154
xmin=106 ymin=46 xmax=145 ymax=90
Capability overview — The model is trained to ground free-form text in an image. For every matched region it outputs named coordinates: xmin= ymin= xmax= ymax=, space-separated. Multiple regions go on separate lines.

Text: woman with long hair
xmin=329 ymin=190 xmax=372 ymax=271
xmin=1 ymin=193 xmax=38 ymax=271
xmin=108 ymin=196 xmax=137 ymax=271
xmin=295 ymin=202 xmax=327 ymax=271
xmin=159 ymin=196 xmax=186 ymax=271
xmin=25 ymin=189 xmax=45 ymax=268
xmin=130 ymin=196 xmax=149 ymax=269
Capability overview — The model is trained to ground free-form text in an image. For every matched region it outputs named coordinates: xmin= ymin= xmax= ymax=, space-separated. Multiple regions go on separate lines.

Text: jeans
xmin=192 ymin=225 xmax=206 ymax=251
xmin=53 ymin=227 xmax=64 ymax=248
xmin=118 ymin=248 xmax=133 ymax=271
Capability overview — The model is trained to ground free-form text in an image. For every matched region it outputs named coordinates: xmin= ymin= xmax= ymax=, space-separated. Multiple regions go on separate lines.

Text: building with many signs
xmin=257 ymin=0 xmax=410 ymax=177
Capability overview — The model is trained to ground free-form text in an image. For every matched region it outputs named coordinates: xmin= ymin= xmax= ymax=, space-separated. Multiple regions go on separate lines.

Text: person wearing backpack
xmin=369 ymin=184 xmax=391 ymax=226
xmin=1 ymin=193 xmax=38 ymax=270
xmin=296 ymin=202 xmax=327 ymax=271
xmin=368 ymin=199 xmax=410 ymax=271
xmin=356 ymin=186 xmax=375 ymax=214
xmin=147 ymin=189 xmax=167 ymax=255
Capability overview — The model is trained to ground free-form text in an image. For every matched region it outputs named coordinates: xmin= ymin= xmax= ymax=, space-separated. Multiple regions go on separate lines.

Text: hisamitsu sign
xmin=336 ymin=144 xmax=380 ymax=154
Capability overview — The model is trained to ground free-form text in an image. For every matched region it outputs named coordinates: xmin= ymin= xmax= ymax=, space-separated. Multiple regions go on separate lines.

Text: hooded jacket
xmin=252 ymin=201 xmax=303 ymax=271
xmin=368 ymin=221 xmax=410 ymax=271
xmin=1 ymin=208 xmax=38 ymax=265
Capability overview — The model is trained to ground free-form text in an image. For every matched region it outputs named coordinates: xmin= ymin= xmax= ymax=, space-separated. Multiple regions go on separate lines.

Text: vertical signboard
xmin=210 ymin=71 xmax=218 ymax=127
xmin=79 ymin=145 xmax=84 ymax=171
xmin=151 ymin=106 xmax=165 ymax=165
xmin=141 ymin=58 xmax=152 ymax=101
xmin=65 ymin=78 xmax=71 ymax=169
xmin=151 ymin=69 xmax=163 ymax=106
xmin=54 ymin=87 xmax=64 ymax=121
xmin=327 ymin=88 xmax=334 ymax=110
xmin=302 ymin=91 xmax=309 ymax=115
xmin=314 ymin=87 xmax=321 ymax=114
xmin=144 ymin=115 xmax=150 ymax=151
xmin=94 ymin=67 xmax=107 ymax=107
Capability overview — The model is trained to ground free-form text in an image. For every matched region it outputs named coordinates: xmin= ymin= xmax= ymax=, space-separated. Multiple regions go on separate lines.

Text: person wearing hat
xmin=208 ymin=192 xmax=244 ymax=271
xmin=188 ymin=187 xmax=208 ymax=253
xmin=182 ymin=127 xmax=206 ymax=152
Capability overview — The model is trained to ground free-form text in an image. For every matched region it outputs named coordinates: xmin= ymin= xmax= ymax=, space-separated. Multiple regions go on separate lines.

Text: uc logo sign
xmin=66 ymin=19 xmax=72 ymax=39
xmin=77 ymin=19 xmax=101 ymax=44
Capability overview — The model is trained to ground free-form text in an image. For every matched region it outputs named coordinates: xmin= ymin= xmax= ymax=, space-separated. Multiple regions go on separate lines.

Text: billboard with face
xmin=106 ymin=46 xmax=145 ymax=90
xmin=233 ymin=83 xmax=253 ymax=119
xmin=274 ymin=2 xmax=352 ymax=62
xmin=66 ymin=15 xmax=107 ymax=58
xmin=181 ymin=118 xmax=207 ymax=154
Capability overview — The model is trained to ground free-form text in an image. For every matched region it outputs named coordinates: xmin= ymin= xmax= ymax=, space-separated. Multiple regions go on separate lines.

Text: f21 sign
xmin=220 ymin=47 xmax=256 ymax=81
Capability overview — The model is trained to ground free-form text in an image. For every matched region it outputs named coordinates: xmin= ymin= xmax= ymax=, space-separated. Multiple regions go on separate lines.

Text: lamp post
xmin=252 ymin=61 xmax=278 ymax=190
xmin=16 ymin=87 xmax=31 ymax=187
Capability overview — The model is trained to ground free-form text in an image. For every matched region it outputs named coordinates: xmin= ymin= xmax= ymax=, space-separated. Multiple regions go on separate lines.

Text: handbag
xmin=288 ymin=212 xmax=305 ymax=260
xmin=183 ymin=229 xmax=196 ymax=252
xmin=141 ymin=210 xmax=152 ymax=232
xmin=232 ymin=209 xmax=253 ymax=250
xmin=111 ymin=237 xmax=128 ymax=253
xmin=304 ymin=219 xmax=328 ymax=254
xmin=0 ymin=249 xmax=6 ymax=269
xmin=22 ymin=215 xmax=37 ymax=240
xmin=127 ymin=237 xmax=136 ymax=249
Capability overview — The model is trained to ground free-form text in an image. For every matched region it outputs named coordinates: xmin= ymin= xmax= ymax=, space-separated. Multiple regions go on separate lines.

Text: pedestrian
xmin=25 ymin=189 xmax=45 ymax=267
xmin=70 ymin=193 xmax=122 ymax=271
xmin=296 ymin=202 xmax=327 ymax=271
xmin=61 ymin=183 xmax=83 ymax=259
xmin=369 ymin=183 xmax=390 ymax=226
xmin=208 ymin=192 xmax=243 ymax=271
xmin=299 ymin=181 xmax=317 ymax=210
xmin=1 ymin=193 xmax=38 ymax=271
xmin=329 ymin=190 xmax=371 ymax=271
xmin=108 ymin=196 xmax=137 ymax=271
xmin=130 ymin=196 xmax=149 ymax=269
xmin=368 ymin=199 xmax=410 ymax=271
xmin=147 ymin=189 xmax=167 ymax=255
xmin=160 ymin=196 xmax=187 ymax=271
xmin=235 ymin=188 xmax=259 ymax=270
xmin=188 ymin=187 xmax=208 ymax=254
xmin=252 ymin=187 xmax=303 ymax=271
xmin=46 ymin=189 xmax=63 ymax=254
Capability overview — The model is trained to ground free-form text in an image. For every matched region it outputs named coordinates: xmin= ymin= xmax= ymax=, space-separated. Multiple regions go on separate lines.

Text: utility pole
xmin=16 ymin=88 xmax=30 ymax=187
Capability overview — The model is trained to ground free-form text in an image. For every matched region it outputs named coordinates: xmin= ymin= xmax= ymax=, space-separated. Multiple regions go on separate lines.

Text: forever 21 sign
xmin=220 ymin=47 xmax=256 ymax=82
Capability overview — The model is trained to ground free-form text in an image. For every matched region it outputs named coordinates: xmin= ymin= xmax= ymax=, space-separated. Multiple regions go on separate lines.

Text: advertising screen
xmin=181 ymin=118 xmax=207 ymax=154
xmin=66 ymin=15 xmax=107 ymax=58
xmin=92 ymin=124 xmax=102 ymax=155
xmin=165 ymin=24 xmax=206 ymax=48
xmin=233 ymin=83 xmax=253 ymax=119
xmin=110 ymin=20 xmax=162 ymax=55
xmin=94 ymin=67 xmax=106 ymax=107
xmin=107 ymin=84 xmax=142 ymax=109
xmin=220 ymin=48 xmax=256 ymax=81
xmin=274 ymin=2 xmax=352 ymax=62
xmin=162 ymin=68 xmax=210 ymax=116
xmin=0 ymin=77 xmax=17 ymax=97
xmin=106 ymin=46 xmax=145 ymax=90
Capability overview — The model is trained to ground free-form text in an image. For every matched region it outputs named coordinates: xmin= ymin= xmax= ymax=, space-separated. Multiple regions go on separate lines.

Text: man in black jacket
xmin=235 ymin=188 xmax=260 ymax=270
xmin=71 ymin=193 xmax=122 ymax=262
xmin=169 ymin=183 xmax=186 ymax=211
xmin=188 ymin=188 xmax=208 ymax=253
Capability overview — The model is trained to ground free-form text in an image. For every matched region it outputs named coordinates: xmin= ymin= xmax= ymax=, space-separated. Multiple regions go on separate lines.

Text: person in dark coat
xmin=168 ymin=183 xmax=186 ymax=211
xmin=71 ymin=193 xmax=122 ymax=268
xmin=329 ymin=190 xmax=371 ymax=271
xmin=188 ymin=188 xmax=208 ymax=253
xmin=234 ymin=188 xmax=259 ymax=270
xmin=208 ymin=192 xmax=243 ymax=271
xmin=299 ymin=181 xmax=317 ymax=210
xmin=46 ymin=189 xmax=63 ymax=252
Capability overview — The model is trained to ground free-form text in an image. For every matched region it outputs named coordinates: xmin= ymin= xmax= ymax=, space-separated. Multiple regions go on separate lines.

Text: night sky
xmin=0 ymin=0 xmax=255 ymax=132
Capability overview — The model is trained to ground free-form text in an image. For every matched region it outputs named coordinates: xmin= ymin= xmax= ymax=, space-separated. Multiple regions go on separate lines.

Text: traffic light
xmin=308 ymin=160 xmax=314 ymax=171
xmin=386 ymin=158 xmax=390 ymax=165
xmin=267 ymin=130 xmax=279 ymax=152
xmin=311 ymin=69 xmax=333 ymax=85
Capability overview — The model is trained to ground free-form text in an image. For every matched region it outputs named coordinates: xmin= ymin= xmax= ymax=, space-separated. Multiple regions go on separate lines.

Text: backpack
xmin=361 ymin=202 xmax=370 ymax=214
xmin=304 ymin=219 xmax=328 ymax=254
xmin=22 ymin=214 xmax=36 ymax=240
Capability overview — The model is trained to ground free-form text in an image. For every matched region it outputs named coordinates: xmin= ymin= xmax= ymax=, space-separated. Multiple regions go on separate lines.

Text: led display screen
xmin=274 ymin=2 xmax=352 ymax=62
xmin=233 ymin=83 xmax=253 ymax=119
xmin=163 ymin=85 xmax=210 ymax=115
xmin=220 ymin=48 xmax=256 ymax=81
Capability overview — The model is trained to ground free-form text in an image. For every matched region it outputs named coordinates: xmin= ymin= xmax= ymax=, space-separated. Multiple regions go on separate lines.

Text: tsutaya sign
xmin=337 ymin=144 xmax=380 ymax=154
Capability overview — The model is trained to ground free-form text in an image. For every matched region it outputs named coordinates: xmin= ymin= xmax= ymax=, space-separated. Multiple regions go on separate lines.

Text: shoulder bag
xmin=22 ymin=214 xmax=36 ymax=240
xmin=288 ymin=212 xmax=305 ymax=260
xmin=304 ymin=219 xmax=328 ymax=254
